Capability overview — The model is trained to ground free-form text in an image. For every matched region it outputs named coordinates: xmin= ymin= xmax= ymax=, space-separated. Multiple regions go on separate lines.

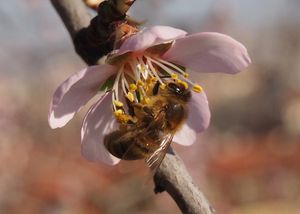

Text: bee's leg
xmin=125 ymin=97 xmax=135 ymax=116
xmin=152 ymin=81 xmax=160 ymax=95
xmin=152 ymin=78 xmax=170 ymax=95
xmin=130 ymin=102 xmax=143 ymax=109
xmin=142 ymin=106 xmax=154 ymax=117
xmin=131 ymin=103 xmax=154 ymax=117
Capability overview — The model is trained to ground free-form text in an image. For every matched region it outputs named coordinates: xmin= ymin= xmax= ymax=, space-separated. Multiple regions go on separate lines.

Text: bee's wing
xmin=145 ymin=133 xmax=174 ymax=172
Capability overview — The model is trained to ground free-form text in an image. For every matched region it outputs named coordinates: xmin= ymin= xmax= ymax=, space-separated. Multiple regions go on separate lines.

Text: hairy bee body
xmin=104 ymin=81 xmax=191 ymax=168
xmin=104 ymin=124 xmax=162 ymax=160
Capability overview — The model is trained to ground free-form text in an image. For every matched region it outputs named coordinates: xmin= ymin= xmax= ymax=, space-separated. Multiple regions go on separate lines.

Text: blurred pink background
xmin=1 ymin=0 xmax=300 ymax=213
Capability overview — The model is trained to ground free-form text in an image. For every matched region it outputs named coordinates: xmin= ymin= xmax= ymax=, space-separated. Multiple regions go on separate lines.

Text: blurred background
xmin=1 ymin=0 xmax=300 ymax=213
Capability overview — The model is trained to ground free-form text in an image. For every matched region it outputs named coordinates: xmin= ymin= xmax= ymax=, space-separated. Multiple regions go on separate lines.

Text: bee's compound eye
xmin=168 ymin=83 xmax=183 ymax=94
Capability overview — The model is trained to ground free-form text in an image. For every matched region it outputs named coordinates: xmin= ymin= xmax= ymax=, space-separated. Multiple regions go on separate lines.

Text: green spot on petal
xmin=100 ymin=74 xmax=116 ymax=92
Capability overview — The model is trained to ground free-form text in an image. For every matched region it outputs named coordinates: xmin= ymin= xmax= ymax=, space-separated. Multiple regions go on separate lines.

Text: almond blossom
xmin=48 ymin=26 xmax=251 ymax=165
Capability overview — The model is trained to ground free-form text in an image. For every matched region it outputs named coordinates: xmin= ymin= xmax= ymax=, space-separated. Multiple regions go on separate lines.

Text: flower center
xmin=109 ymin=55 xmax=203 ymax=123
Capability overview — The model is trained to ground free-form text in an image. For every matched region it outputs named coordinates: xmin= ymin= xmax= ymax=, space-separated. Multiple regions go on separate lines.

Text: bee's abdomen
xmin=104 ymin=130 xmax=153 ymax=160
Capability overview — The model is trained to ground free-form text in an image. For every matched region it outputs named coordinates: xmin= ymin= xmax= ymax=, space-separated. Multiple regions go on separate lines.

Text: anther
xmin=171 ymin=73 xmax=178 ymax=79
xmin=137 ymin=80 xmax=145 ymax=86
xmin=177 ymin=79 xmax=189 ymax=90
xmin=113 ymin=100 xmax=124 ymax=107
xmin=193 ymin=84 xmax=203 ymax=93
xmin=160 ymin=83 xmax=166 ymax=90
xmin=129 ymin=83 xmax=137 ymax=91
xmin=150 ymin=77 xmax=157 ymax=82
xmin=126 ymin=92 xmax=135 ymax=102
xmin=114 ymin=109 xmax=124 ymax=117
xmin=141 ymin=97 xmax=150 ymax=104
xmin=183 ymin=72 xmax=189 ymax=78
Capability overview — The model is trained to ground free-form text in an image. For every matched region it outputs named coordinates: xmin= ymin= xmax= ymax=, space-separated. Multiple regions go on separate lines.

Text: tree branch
xmin=50 ymin=0 xmax=214 ymax=213
xmin=51 ymin=0 xmax=136 ymax=65
xmin=154 ymin=148 xmax=215 ymax=213
xmin=51 ymin=0 xmax=91 ymax=39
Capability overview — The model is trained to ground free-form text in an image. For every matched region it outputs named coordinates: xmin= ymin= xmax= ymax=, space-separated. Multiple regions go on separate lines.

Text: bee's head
xmin=166 ymin=82 xmax=191 ymax=102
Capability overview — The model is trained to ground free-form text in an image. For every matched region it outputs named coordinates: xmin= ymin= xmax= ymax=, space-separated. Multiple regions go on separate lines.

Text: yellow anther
xmin=113 ymin=100 xmax=124 ymax=107
xmin=142 ymin=97 xmax=150 ymax=104
xmin=160 ymin=83 xmax=166 ymax=90
xmin=193 ymin=84 xmax=203 ymax=93
xmin=176 ymin=79 xmax=183 ymax=84
xmin=171 ymin=73 xmax=178 ymax=79
xmin=129 ymin=84 xmax=137 ymax=91
xmin=183 ymin=72 xmax=189 ymax=78
xmin=144 ymin=85 xmax=149 ymax=93
xmin=176 ymin=79 xmax=189 ymax=90
xmin=126 ymin=92 xmax=135 ymax=102
xmin=150 ymin=76 xmax=157 ymax=82
xmin=137 ymin=80 xmax=145 ymax=86
xmin=147 ymin=76 xmax=157 ymax=85
xmin=181 ymin=81 xmax=189 ymax=90
xmin=114 ymin=109 xmax=124 ymax=117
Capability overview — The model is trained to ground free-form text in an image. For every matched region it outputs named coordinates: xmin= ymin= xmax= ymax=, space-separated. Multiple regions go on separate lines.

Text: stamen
xmin=137 ymin=80 xmax=145 ymax=87
xmin=138 ymin=85 xmax=146 ymax=97
xmin=146 ymin=56 xmax=204 ymax=94
xmin=126 ymin=92 xmax=135 ymax=102
xmin=150 ymin=76 xmax=157 ymax=82
xmin=141 ymin=97 xmax=150 ymax=104
xmin=144 ymin=57 xmax=164 ymax=85
xmin=111 ymin=66 xmax=123 ymax=111
xmin=193 ymin=84 xmax=203 ymax=93
xmin=177 ymin=79 xmax=189 ymax=89
xmin=129 ymin=60 xmax=141 ymax=82
xmin=114 ymin=109 xmax=132 ymax=123
xmin=114 ymin=109 xmax=124 ymax=117
xmin=171 ymin=73 xmax=178 ymax=79
xmin=160 ymin=83 xmax=166 ymax=89
xmin=122 ymin=73 xmax=130 ymax=88
xmin=112 ymin=92 xmax=117 ymax=111
xmin=154 ymin=57 xmax=186 ymax=76
xmin=114 ymin=68 xmax=122 ymax=99
xmin=137 ymin=57 xmax=150 ymax=80
xmin=121 ymin=72 xmax=128 ymax=96
xmin=110 ymin=55 xmax=205 ymax=122
xmin=129 ymin=83 xmax=137 ymax=91
xmin=113 ymin=100 xmax=124 ymax=107
xmin=147 ymin=57 xmax=174 ymax=77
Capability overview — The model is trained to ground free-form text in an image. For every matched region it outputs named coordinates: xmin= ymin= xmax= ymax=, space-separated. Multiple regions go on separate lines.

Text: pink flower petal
xmin=117 ymin=26 xmax=187 ymax=56
xmin=163 ymin=32 xmax=251 ymax=74
xmin=48 ymin=65 xmax=117 ymax=129
xmin=174 ymin=91 xmax=210 ymax=146
xmin=81 ymin=92 xmax=120 ymax=165
xmin=173 ymin=124 xmax=197 ymax=146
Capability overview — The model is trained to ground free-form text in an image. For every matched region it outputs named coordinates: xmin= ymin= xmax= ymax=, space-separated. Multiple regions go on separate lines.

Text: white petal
xmin=49 ymin=65 xmax=117 ymax=128
xmin=173 ymin=124 xmax=197 ymax=146
xmin=81 ymin=92 xmax=120 ymax=165
xmin=174 ymin=91 xmax=211 ymax=146
xmin=163 ymin=32 xmax=251 ymax=74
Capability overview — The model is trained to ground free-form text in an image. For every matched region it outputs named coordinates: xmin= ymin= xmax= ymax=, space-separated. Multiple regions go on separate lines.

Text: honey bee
xmin=104 ymin=81 xmax=191 ymax=171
